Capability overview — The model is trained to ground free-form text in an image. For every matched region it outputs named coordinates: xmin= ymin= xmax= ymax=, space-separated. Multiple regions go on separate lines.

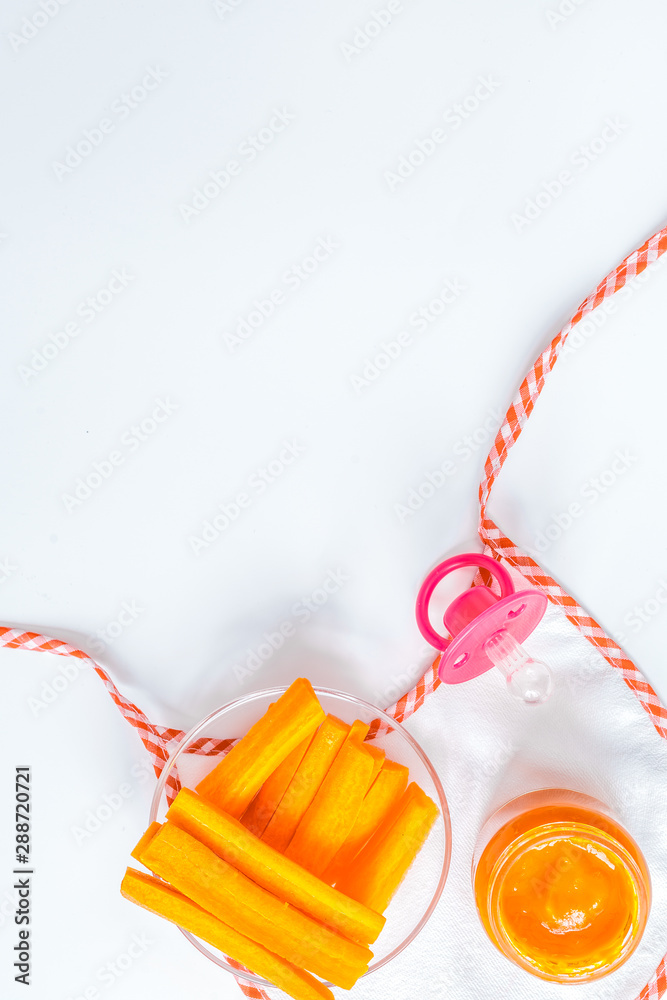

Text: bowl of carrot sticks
xmin=121 ymin=679 xmax=451 ymax=1000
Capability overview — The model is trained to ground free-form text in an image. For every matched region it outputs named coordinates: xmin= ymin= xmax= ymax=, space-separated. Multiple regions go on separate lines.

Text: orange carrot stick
xmin=167 ymin=787 xmax=385 ymax=945
xmin=121 ymin=868 xmax=334 ymax=1000
xmin=196 ymin=678 xmax=324 ymax=818
xmin=343 ymin=720 xmax=384 ymax=784
xmin=242 ymin=734 xmax=313 ymax=837
xmin=285 ymin=739 xmax=376 ymax=877
xmin=136 ymin=822 xmax=371 ymax=989
xmin=323 ymin=760 xmax=409 ymax=886
xmin=364 ymin=744 xmax=385 ymax=785
xmin=130 ymin=821 xmax=163 ymax=863
xmin=263 ymin=715 xmax=350 ymax=852
xmin=335 ymin=782 xmax=439 ymax=913
xmin=346 ymin=719 xmax=370 ymax=743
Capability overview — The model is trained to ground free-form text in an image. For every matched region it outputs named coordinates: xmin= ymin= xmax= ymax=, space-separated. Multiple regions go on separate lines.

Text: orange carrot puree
xmin=474 ymin=804 xmax=650 ymax=980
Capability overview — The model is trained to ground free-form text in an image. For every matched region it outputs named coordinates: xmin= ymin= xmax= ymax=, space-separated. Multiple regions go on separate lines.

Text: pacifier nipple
xmin=483 ymin=628 xmax=553 ymax=705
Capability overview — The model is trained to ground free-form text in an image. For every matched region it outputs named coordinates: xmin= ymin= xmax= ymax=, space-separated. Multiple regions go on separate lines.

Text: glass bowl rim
xmin=148 ymin=684 xmax=452 ymax=987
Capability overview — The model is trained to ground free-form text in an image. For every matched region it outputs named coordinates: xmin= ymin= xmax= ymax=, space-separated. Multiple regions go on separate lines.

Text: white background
xmin=2 ymin=0 xmax=667 ymax=997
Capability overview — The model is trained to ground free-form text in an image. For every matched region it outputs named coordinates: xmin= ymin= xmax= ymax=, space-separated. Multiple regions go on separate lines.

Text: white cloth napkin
xmin=326 ymin=587 xmax=667 ymax=1000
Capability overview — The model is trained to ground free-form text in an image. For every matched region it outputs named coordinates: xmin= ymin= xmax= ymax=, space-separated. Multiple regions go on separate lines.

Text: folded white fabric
xmin=343 ymin=581 xmax=667 ymax=1000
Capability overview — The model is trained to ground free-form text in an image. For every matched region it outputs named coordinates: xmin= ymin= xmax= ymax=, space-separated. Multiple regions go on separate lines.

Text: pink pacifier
xmin=416 ymin=553 xmax=554 ymax=704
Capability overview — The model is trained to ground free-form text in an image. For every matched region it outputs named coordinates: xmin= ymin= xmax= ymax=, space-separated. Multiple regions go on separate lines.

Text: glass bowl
xmin=149 ymin=685 xmax=451 ymax=989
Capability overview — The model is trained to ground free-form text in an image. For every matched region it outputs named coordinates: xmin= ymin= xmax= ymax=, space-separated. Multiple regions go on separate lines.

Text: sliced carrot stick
xmin=345 ymin=719 xmax=385 ymax=784
xmin=335 ymin=782 xmax=439 ymax=913
xmin=343 ymin=720 xmax=383 ymax=784
xmin=196 ymin=678 xmax=324 ymax=818
xmin=346 ymin=719 xmax=370 ymax=743
xmin=364 ymin=744 xmax=385 ymax=786
xmin=130 ymin=821 xmax=163 ymax=863
xmin=323 ymin=760 xmax=409 ymax=886
xmin=136 ymin=822 xmax=371 ymax=989
xmin=262 ymin=715 xmax=350 ymax=852
xmin=242 ymin=734 xmax=313 ymax=837
xmin=121 ymin=868 xmax=333 ymax=1000
xmin=167 ymin=787 xmax=385 ymax=945
xmin=285 ymin=739 xmax=376 ymax=878
xmin=342 ymin=720 xmax=384 ymax=782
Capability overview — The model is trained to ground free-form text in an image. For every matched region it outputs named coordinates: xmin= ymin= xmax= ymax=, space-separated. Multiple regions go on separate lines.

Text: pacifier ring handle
xmin=415 ymin=552 xmax=514 ymax=651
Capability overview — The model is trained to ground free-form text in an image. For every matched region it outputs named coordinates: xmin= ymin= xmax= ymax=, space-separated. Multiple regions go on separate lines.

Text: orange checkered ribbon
xmin=2 ymin=222 xmax=667 ymax=999
xmin=476 ymin=222 xmax=667 ymax=1000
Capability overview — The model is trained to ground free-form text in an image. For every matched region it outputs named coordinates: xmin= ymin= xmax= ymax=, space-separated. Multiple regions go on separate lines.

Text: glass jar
xmin=473 ymin=789 xmax=651 ymax=983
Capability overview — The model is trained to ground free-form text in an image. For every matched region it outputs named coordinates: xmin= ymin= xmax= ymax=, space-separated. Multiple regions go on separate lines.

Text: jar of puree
xmin=473 ymin=789 xmax=651 ymax=982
